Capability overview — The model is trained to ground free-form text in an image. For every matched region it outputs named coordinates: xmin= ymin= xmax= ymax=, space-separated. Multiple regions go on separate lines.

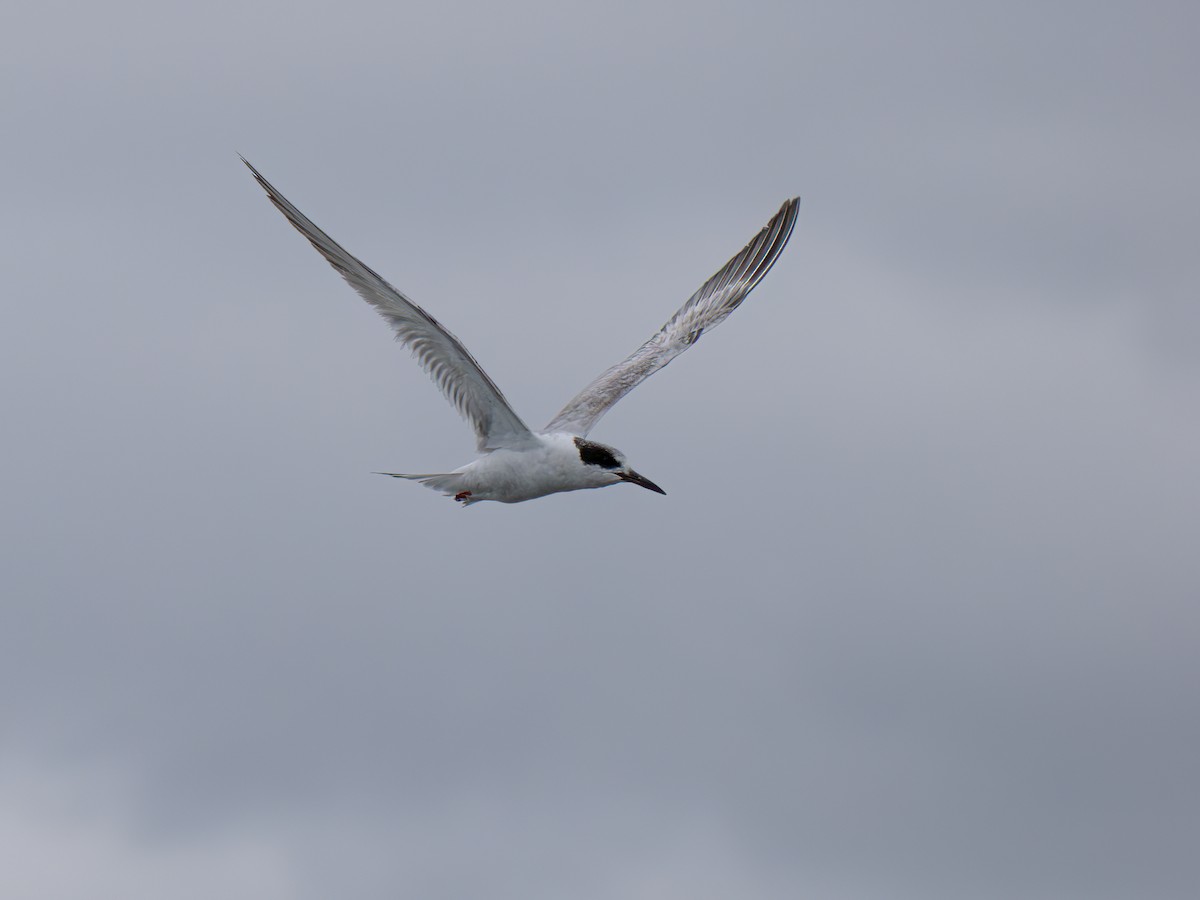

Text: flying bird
xmin=243 ymin=158 xmax=799 ymax=505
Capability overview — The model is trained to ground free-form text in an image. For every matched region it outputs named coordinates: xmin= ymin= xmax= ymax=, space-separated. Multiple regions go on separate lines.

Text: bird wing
xmin=543 ymin=197 xmax=799 ymax=437
xmin=243 ymin=158 xmax=534 ymax=452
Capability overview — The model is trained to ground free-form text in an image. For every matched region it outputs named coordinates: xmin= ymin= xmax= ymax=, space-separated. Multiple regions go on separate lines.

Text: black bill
xmin=618 ymin=470 xmax=666 ymax=495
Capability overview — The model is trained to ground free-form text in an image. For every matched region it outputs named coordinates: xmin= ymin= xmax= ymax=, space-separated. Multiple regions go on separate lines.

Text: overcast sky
xmin=3 ymin=2 xmax=1198 ymax=898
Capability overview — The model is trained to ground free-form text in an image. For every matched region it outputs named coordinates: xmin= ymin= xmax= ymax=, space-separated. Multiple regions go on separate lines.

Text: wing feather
xmin=243 ymin=158 xmax=533 ymax=452
xmin=544 ymin=197 xmax=799 ymax=436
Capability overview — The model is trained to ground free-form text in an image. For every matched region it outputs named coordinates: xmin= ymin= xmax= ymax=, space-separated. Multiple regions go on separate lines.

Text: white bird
xmin=243 ymin=158 xmax=799 ymax=505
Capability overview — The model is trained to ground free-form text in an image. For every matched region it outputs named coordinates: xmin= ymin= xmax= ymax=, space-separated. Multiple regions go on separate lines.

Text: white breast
xmin=452 ymin=433 xmax=611 ymax=503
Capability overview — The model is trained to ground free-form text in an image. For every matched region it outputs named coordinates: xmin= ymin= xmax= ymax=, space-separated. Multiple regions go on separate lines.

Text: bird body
xmin=384 ymin=433 xmax=660 ymax=506
xmin=243 ymin=157 xmax=799 ymax=505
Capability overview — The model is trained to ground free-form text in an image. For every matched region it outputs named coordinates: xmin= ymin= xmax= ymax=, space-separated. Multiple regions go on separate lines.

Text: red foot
xmin=455 ymin=491 xmax=473 ymax=502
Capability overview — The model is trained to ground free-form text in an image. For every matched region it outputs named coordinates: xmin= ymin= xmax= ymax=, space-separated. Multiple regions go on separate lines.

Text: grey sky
xmin=3 ymin=1 xmax=1198 ymax=898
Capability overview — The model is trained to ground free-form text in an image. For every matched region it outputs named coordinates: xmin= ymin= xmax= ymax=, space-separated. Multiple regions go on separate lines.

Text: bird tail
xmin=373 ymin=471 xmax=472 ymax=502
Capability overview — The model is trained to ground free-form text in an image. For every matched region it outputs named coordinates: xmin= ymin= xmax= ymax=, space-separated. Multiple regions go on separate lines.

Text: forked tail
xmin=373 ymin=471 xmax=473 ymax=503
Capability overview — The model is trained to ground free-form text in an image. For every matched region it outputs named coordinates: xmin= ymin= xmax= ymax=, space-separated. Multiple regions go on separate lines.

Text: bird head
xmin=573 ymin=437 xmax=666 ymax=495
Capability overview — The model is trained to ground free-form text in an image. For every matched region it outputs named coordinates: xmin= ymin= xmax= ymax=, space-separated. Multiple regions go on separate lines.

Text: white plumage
xmin=244 ymin=158 xmax=799 ymax=505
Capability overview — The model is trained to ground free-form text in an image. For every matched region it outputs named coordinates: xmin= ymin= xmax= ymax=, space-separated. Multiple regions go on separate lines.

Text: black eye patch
xmin=574 ymin=437 xmax=620 ymax=469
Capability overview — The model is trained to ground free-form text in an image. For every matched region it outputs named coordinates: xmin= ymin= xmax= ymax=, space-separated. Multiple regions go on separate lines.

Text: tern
xmin=243 ymin=158 xmax=799 ymax=505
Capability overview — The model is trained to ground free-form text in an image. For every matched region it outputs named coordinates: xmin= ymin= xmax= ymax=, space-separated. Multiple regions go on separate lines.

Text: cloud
xmin=0 ymin=757 xmax=293 ymax=900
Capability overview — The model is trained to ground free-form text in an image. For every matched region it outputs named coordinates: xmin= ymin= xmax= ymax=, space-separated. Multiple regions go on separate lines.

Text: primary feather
xmin=544 ymin=197 xmax=799 ymax=436
xmin=241 ymin=157 xmax=534 ymax=452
